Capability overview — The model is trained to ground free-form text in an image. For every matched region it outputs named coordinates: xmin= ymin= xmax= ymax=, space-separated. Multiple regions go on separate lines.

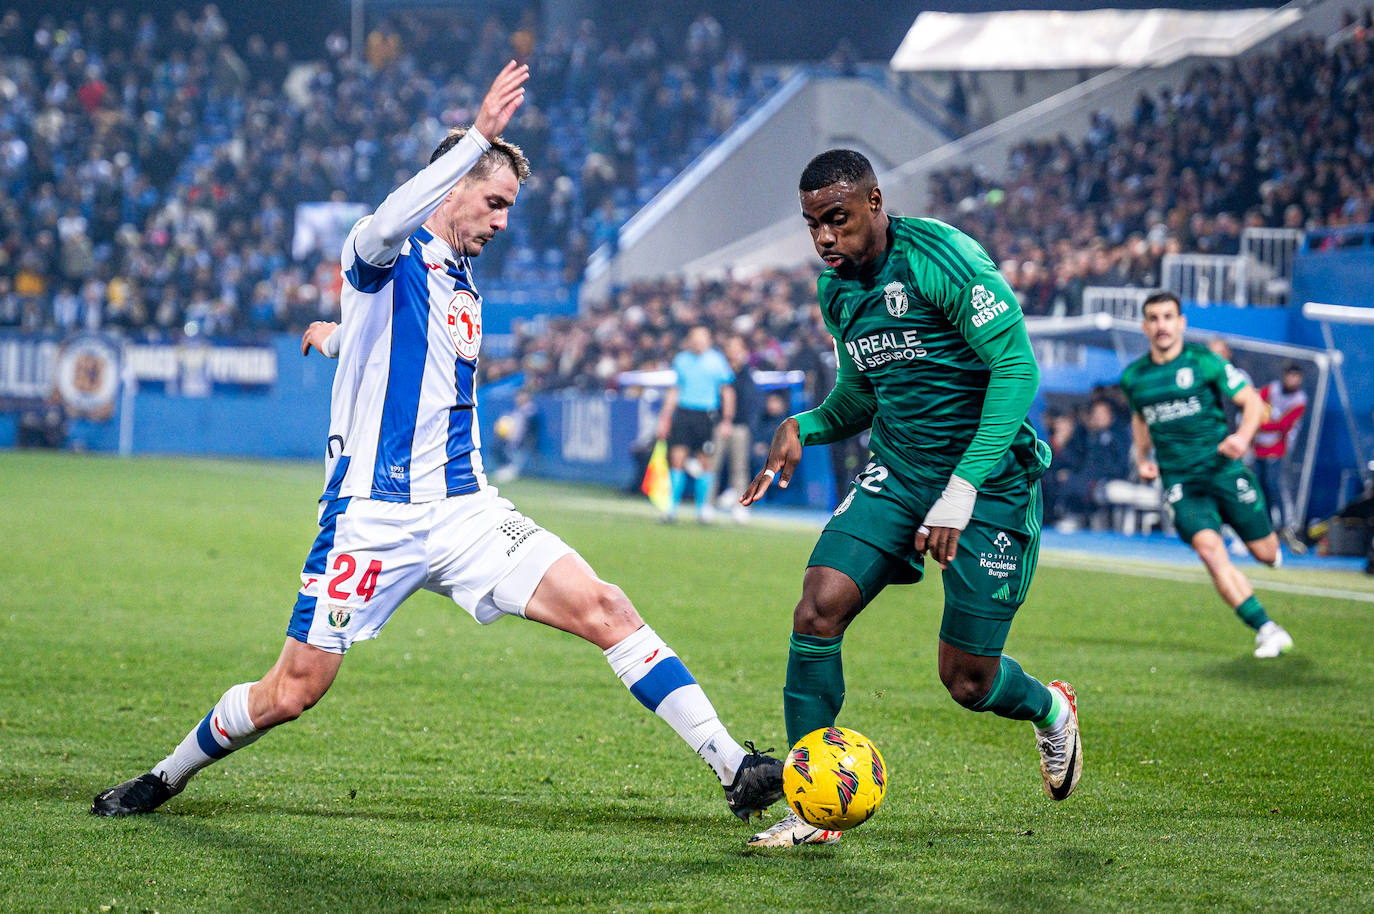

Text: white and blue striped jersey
xmin=321 ymin=130 xmax=494 ymax=504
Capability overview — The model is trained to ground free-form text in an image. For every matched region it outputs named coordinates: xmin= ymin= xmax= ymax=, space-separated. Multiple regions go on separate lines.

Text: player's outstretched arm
xmin=353 ymin=61 xmax=529 ymax=268
xmin=301 ymin=321 xmax=340 ymax=358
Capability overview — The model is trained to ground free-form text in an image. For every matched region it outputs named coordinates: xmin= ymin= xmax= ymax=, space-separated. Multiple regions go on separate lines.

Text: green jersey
xmin=1120 ymin=342 xmax=1249 ymax=478
xmin=795 ymin=217 xmax=1049 ymax=489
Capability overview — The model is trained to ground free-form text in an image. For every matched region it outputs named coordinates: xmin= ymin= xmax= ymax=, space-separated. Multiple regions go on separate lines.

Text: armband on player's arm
xmin=952 ymin=318 xmax=1039 ymax=489
xmin=354 ymin=128 xmax=492 ymax=267
xmin=792 ymin=344 xmax=877 ymax=446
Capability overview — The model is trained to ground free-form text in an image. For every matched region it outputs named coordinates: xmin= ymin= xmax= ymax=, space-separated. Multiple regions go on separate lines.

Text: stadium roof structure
xmin=890 ymin=7 xmax=1300 ymax=71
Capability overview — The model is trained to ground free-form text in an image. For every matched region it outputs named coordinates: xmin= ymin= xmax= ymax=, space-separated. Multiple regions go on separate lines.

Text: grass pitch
xmin=2 ymin=451 xmax=1371 ymax=913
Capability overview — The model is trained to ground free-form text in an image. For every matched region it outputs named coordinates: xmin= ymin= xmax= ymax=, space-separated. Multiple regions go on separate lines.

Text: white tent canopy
xmin=890 ymin=7 xmax=1300 ymax=72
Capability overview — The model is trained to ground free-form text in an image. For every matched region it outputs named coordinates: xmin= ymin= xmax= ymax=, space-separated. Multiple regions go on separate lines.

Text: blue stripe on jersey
xmin=287 ymin=497 xmax=352 ymax=644
xmin=345 ymin=240 xmax=394 ymax=293
xmin=322 ymin=454 xmax=350 ymax=502
xmin=371 ymin=255 xmax=430 ymax=501
xmin=628 ymin=657 xmax=697 ymax=712
xmin=194 ymin=711 xmax=231 ymax=760
xmin=444 ymin=355 xmax=479 ymax=496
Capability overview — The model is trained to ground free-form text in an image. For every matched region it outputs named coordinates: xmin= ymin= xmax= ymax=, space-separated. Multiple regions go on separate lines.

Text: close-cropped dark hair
xmin=799 ymin=148 xmax=876 ymax=193
xmin=429 ymin=127 xmax=531 ymax=183
xmin=1142 ymin=290 xmax=1181 ymax=313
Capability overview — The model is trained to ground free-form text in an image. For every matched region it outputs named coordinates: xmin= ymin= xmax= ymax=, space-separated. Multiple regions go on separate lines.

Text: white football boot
xmin=1036 ymin=680 xmax=1082 ymax=801
xmin=747 ymin=810 xmax=842 ymax=848
xmin=1253 ymin=621 xmax=1294 ymax=658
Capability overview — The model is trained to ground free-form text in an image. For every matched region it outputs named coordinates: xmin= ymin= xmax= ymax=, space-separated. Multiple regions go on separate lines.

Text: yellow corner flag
xmin=641 ymin=439 xmax=672 ymax=513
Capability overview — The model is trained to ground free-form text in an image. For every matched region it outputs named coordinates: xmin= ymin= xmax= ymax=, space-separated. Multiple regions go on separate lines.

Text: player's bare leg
xmin=1193 ymin=530 xmax=1292 ymax=657
xmin=524 ymin=553 xmax=783 ymax=820
xmin=92 ymin=641 xmax=343 ymax=816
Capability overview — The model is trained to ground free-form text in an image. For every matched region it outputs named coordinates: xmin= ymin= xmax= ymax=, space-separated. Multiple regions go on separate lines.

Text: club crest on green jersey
xmin=883 ymin=281 xmax=909 ymax=317
xmin=1175 ymin=367 xmax=1194 ymax=388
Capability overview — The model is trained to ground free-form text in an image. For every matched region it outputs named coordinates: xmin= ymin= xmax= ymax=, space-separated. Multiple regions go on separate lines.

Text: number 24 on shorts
xmin=327 ymin=553 xmax=383 ymax=602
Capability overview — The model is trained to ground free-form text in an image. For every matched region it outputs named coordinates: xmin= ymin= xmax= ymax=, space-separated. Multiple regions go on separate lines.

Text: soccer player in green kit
xmin=1121 ymin=291 xmax=1294 ymax=659
xmin=740 ymin=149 xmax=1081 ymax=847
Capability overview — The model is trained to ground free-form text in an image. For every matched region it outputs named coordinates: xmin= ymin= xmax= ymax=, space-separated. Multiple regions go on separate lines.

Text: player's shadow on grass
xmin=1196 ymin=652 xmax=1335 ymax=689
xmin=142 ymin=809 xmax=812 ymax=910
xmin=979 ymin=846 xmax=1112 ymax=911
xmin=178 ymin=793 xmax=718 ymax=834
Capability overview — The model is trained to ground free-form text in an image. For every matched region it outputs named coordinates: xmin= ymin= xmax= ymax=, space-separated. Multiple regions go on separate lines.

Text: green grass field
xmin=3 ymin=452 xmax=1372 ymax=913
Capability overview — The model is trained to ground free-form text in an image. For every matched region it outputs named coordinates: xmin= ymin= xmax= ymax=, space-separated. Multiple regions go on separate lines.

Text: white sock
xmin=152 ymin=682 xmax=265 ymax=790
xmin=604 ymin=625 xmax=747 ymax=785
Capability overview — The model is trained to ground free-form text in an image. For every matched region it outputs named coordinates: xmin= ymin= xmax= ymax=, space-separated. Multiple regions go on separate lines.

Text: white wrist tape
xmin=320 ymin=327 xmax=341 ymax=359
xmin=923 ymin=474 xmax=977 ymax=531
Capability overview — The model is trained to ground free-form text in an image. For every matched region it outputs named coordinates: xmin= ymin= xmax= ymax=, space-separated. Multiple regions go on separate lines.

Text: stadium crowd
xmin=3 ymin=4 xmax=1372 ymax=359
xmin=927 ymin=27 xmax=1374 ymax=315
xmin=0 ymin=4 xmax=765 ymax=336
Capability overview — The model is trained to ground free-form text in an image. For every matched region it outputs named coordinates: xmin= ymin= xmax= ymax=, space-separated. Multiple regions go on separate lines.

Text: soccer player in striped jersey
xmin=741 ymin=149 xmax=1080 ymax=847
xmin=93 ymin=62 xmax=784 ymax=823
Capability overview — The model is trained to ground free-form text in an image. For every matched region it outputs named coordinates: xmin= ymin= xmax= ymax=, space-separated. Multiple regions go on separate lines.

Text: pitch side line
xmin=1038 ymin=552 xmax=1374 ymax=604
xmin=525 ymin=487 xmax=1374 ymax=604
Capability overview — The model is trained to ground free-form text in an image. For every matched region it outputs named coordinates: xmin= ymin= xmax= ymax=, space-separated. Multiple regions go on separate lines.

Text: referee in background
xmin=655 ymin=325 xmax=736 ymax=523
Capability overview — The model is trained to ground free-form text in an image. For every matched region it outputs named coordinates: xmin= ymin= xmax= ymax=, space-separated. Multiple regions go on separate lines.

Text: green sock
xmin=970 ymin=654 xmax=1053 ymax=723
xmin=783 ymin=633 xmax=845 ymax=747
xmin=1235 ymin=595 xmax=1270 ymax=631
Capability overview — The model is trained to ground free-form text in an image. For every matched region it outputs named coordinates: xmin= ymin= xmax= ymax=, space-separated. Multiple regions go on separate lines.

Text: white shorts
xmin=287 ymin=488 xmax=575 ymax=653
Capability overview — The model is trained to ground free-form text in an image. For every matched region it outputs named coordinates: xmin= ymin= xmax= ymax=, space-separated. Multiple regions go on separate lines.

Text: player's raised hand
xmin=301 ymin=321 xmax=339 ymax=357
xmin=740 ymin=417 xmax=802 ymax=506
xmin=474 ymin=61 xmax=529 ymax=139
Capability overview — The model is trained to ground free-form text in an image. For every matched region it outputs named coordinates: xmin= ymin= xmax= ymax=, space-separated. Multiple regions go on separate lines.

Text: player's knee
xmin=792 ymin=593 xmax=844 ymax=639
xmin=589 ymin=581 xmax=642 ymax=631
xmin=941 ymin=666 xmax=995 ymax=709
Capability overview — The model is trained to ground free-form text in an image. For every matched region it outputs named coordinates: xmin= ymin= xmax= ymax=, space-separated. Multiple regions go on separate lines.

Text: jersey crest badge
xmin=1175 ymin=367 xmax=1194 ymax=389
xmin=883 ymin=281 xmax=909 ymax=318
xmin=445 ymin=290 xmax=482 ymax=361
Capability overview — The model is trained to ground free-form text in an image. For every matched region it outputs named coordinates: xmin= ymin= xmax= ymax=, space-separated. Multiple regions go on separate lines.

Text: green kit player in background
xmin=1122 ymin=291 xmax=1294 ymax=659
xmin=740 ymin=149 xmax=1081 ymax=847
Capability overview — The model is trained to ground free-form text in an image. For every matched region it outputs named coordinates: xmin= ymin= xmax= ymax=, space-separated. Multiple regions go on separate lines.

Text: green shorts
xmin=1166 ymin=462 xmax=1272 ymax=544
xmin=807 ymin=461 xmax=1043 ymax=657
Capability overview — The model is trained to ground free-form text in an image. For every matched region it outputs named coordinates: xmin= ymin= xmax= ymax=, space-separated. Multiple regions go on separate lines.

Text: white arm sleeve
xmin=353 ymin=128 xmax=491 ymax=267
xmin=319 ymin=326 xmax=341 ymax=359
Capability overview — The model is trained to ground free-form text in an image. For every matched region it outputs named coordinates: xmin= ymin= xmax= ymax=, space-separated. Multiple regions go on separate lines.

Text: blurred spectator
xmin=491 ymin=389 xmax=539 ymax=484
xmin=707 ymin=333 xmax=762 ymax=522
xmin=1046 ymin=399 xmax=1132 ymax=531
xmin=1255 ymin=363 xmax=1309 ymax=551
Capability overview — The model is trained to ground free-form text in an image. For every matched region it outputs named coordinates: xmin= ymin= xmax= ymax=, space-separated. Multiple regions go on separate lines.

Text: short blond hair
xmin=429 ymin=127 xmax=531 ymax=183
